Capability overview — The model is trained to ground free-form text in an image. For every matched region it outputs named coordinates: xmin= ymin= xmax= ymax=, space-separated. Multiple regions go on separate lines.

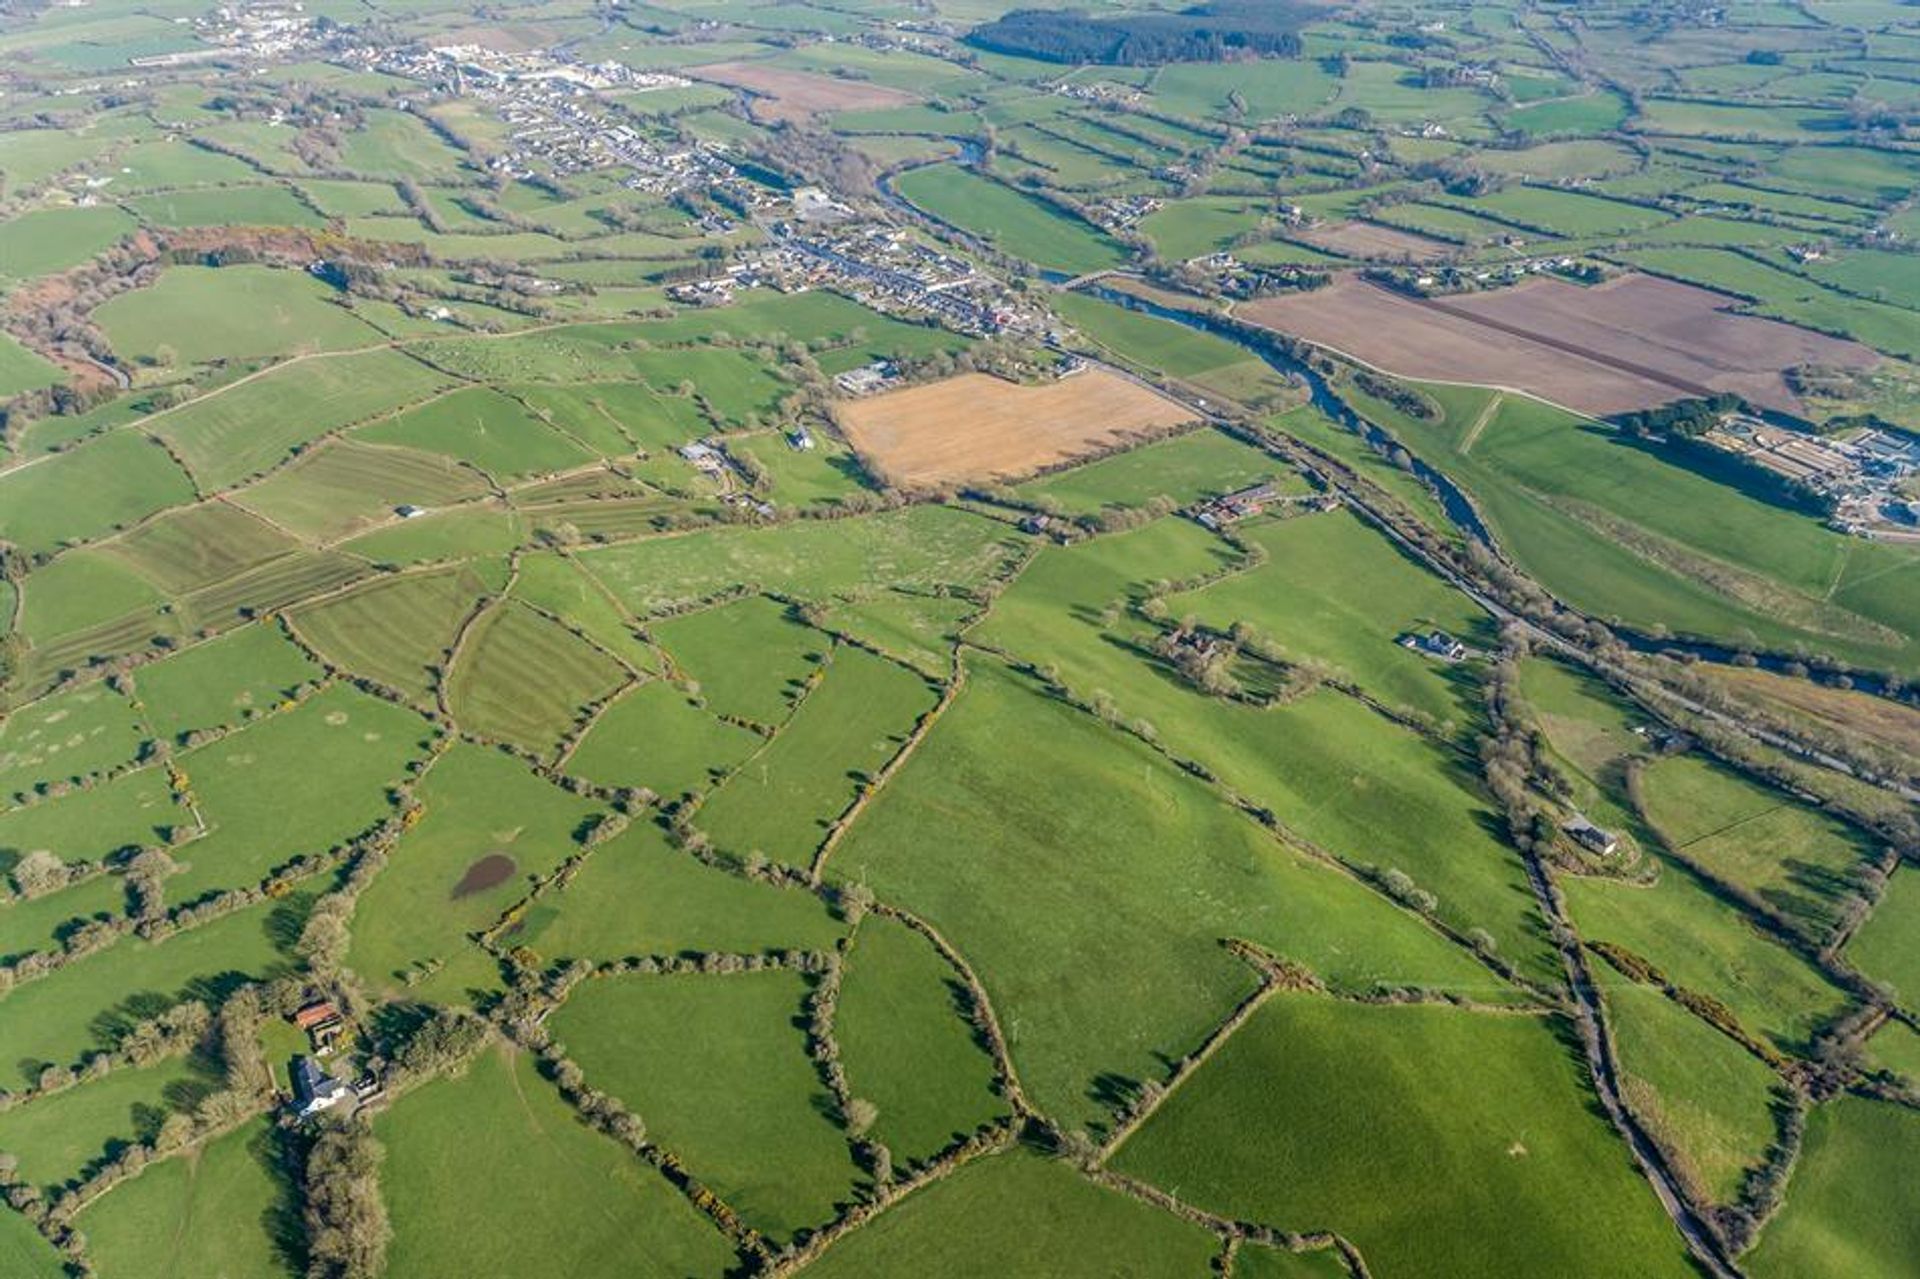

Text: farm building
xmin=1400 ymin=630 xmax=1471 ymax=662
xmin=292 ymin=1056 xmax=354 ymax=1119
xmin=292 ymin=999 xmax=344 ymax=1051
xmin=1562 ymin=815 xmax=1621 ymax=857
xmin=679 ymin=442 xmax=726 ymax=474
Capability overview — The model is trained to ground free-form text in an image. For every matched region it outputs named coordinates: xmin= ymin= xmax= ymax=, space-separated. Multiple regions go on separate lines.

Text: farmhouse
xmin=1192 ymin=482 xmax=1283 ymax=529
xmin=291 ymin=1056 xmax=354 ymax=1119
xmin=1400 ymin=630 xmax=1470 ymax=662
xmin=678 ymin=442 xmax=726 ymax=474
xmin=395 ymin=505 xmax=428 ymax=519
xmin=1562 ymin=815 xmax=1621 ymax=857
xmin=787 ymin=425 xmax=815 ymax=451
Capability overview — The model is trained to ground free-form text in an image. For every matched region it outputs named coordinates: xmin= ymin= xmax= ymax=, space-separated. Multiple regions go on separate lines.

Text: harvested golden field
xmin=1240 ymin=273 xmax=1879 ymax=416
xmin=688 ymin=62 xmax=916 ymax=122
xmin=837 ymin=369 xmax=1196 ymax=487
xmin=1293 ymin=220 xmax=1452 ymax=262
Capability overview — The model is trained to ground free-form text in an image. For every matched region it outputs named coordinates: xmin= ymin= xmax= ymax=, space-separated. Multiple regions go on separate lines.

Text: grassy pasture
xmin=0 ymin=205 xmax=136 ymax=280
xmin=0 ymin=334 xmax=62 ymax=397
xmin=291 ymin=566 xmax=492 ymax=703
xmin=446 ymin=600 xmax=629 ymax=756
xmin=355 ymin=386 xmax=597 ymax=482
xmin=1505 ymin=91 xmax=1631 ymax=136
xmin=1607 ymin=981 xmax=1779 ymax=1204
xmin=345 ymin=743 xmax=602 ymax=996
xmin=1349 ymin=382 xmax=1920 ymax=672
xmin=552 ymin=969 xmax=862 ymax=1242
xmin=0 ymin=430 xmax=196 ymax=556
xmin=970 ymin=521 xmax=1555 ymax=979
xmin=18 ymin=550 xmax=165 ymax=647
xmin=832 ymin=656 xmax=1522 ymax=1131
xmin=835 ymin=914 xmax=1006 ymax=1167
xmin=894 ymin=165 xmax=1127 ymax=275
xmin=0 ymin=897 xmax=296 ymax=1089
xmin=696 ymin=645 xmax=936 ymax=868
xmin=1168 ymin=509 xmax=1492 ymax=731
xmin=630 ymin=347 xmax=788 ymax=426
xmin=0 ymin=1050 xmax=215 ymax=1192
xmin=561 ymin=679 xmax=763 ymax=802
xmin=234 ymin=436 xmax=490 ymax=542
xmin=1565 ymin=862 xmax=1849 ymax=1053
xmin=126 ymin=184 xmax=322 ymax=228
xmin=173 ymin=548 xmax=367 ymax=636
xmin=509 ymin=381 xmax=700 ymax=454
xmin=1053 ymin=291 xmax=1247 ymax=380
xmin=376 ymin=1043 xmax=734 ymax=1279
xmin=0 ymin=1200 xmax=62 ymax=1277
xmin=169 ymin=684 xmax=426 ymax=902
xmin=1112 ymin=994 xmax=1696 ymax=1279
xmin=0 ymin=871 xmax=129 ymax=962
xmin=1638 ymin=754 xmax=1873 ymax=935
xmin=152 ymin=348 xmax=456 ymax=490
xmin=1517 ymin=657 xmax=1647 ymax=842
xmin=0 ymin=682 xmax=146 ymax=800
xmin=818 ymin=590 xmax=972 ymax=679
xmin=512 ymin=820 xmax=843 ymax=964
xmin=510 ymin=554 xmax=656 ymax=674
xmin=136 ymin=624 xmax=320 ymax=742
xmin=341 ymin=504 xmax=524 ymax=567
xmin=1748 ymin=1097 xmax=1920 ymax=1277
xmin=77 ymin=1118 xmax=296 ymax=1279
xmin=104 ymin=500 xmax=297 ymax=596
xmin=1844 ymin=866 xmax=1920 ymax=1004
xmin=0 ymin=763 xmax=178 ymax=868
xmin=578 ymin=505 xmax=1022 ymax=615
xmin=652 ymin=595 xmax=825 ymax=727
xmin=806 ymin=1147 xmax=1217 ymax=1277
xmin=93 ymin=265 xmax=378 ymax=366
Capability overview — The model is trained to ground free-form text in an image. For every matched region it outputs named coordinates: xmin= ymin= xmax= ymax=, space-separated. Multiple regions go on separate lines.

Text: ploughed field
xmin=1241 ymin=273 xmax=1879 ymax=417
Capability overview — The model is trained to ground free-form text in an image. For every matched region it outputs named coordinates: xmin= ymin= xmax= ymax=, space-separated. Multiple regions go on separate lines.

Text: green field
xmin=445 ymin=599 xmax=629 ymax=756
xmin=346 ymin=742 xmax=602 ymax=996
xmin=377 ymin=1043 xmax=733 ymax=1278
xmin=806 ymin=1147 xmax=1218 ymax=1276
xmin=695 ymin=644 xmax=936 ymax=868
xmin=94 ymin=265 xmax=380 ymax=366
xmin=1845 ymin=867 xmax=1920 ymax=1004
xmin=152 ymin=349 xmax=456 ymax=490
xmin=1607 ymin=982 xmax=1780 ymax=1204
xmin=78 ymin=1118 xmax=296 ymax=1279
xmin=835 ymin=914 xmax=1007 ymax=1167
xmin=1112 ymin=994 xmax=1697 ymax=1279
xmin=894 ymin=166 xmax=1127 ymax=275
xmin=1748 ymin=1097 xmax=1920 ymax=1278
xmin=551 ymin=969 xmax=862 ymax=1242
xmin=833 ymin=655 xmax=1522 ymax=1130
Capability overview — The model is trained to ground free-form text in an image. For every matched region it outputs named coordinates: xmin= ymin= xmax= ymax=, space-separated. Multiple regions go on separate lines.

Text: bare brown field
xmin=836 ymin=369 xmax=1196 ymax=486
xmin=688 ymin=62 xmax=916 ymax=122
xmin=1239 ymin=274 xmax=1879 ymax=416
xmin=1292 ymin=220 xmax=1452 ymax=262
